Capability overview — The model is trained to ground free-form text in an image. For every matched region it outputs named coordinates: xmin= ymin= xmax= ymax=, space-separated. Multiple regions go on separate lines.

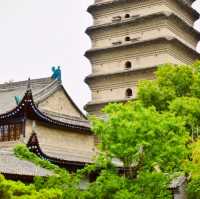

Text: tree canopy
xmin=91 ymin=61 xmax=200 ymax=199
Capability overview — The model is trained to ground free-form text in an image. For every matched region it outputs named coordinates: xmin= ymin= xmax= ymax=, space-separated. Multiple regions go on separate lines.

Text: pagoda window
xmin=126 ymin=88 xmax=133 ymax=98
xmin=125 ymin=36 xmax=131 ymax=42
xmin=125 ymin=14 xmax=130 ymax=19
xmin=125 ymin=61 xmax=132 ymax=69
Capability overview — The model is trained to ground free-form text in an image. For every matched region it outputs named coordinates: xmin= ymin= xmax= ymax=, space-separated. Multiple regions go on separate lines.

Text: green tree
xmin=92 ymin=101 xmax=189 ymax=175
xmin=91 ymin=61 xmax=200 ymax=199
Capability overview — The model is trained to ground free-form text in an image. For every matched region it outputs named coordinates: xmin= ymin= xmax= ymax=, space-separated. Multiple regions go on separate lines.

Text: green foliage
xmin=92 ymin=102 xmax=189 ymax=173
xmin=14 ymin=144 xmax=81 ymax=198
xmin=82 ymin=170 xmax=128 ymax=199
xmin=0 ymin=174 xmax=63 ymax=199
xmin=187 ymin=177 xmax=200 ymax=199
xmin=14 ymin=145 xmax=62 ymax=173
xmin=169 ymin=97 xmax=200 ymax=137
xmin=131 ymin=172 xmax=171 ymax=199
xmin=91 ymin=61 xmax=200 ymax=198
xmin=79 ymin=170 xmax=171 ymax=199
xmin=138 ymin=63 xmax=200 ymax=111
xmin=138 ymin=79 xmax=176 ymax=111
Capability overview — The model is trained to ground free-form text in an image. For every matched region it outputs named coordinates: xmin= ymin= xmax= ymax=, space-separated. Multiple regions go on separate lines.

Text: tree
xmin=90 ymin=62 xmax=200 ymax=199
xmin=92 ymin=102 xmax=189 ymax=175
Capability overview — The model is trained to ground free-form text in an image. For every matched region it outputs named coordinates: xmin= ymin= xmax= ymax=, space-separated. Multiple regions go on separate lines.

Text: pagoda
xmin=85 ymin=0 xmax=200 ymax=115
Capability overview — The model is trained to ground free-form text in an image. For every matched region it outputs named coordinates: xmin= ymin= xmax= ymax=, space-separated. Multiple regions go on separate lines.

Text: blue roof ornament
xmin=15 ymin=96 xmax=21 ymax=105
xmin=51 ymin=66 xmax=61 ymax=81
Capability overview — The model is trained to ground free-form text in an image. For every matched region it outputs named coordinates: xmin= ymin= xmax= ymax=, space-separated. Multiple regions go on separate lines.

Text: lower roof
xmin=0 ymin=147 xmax=53 ymax=177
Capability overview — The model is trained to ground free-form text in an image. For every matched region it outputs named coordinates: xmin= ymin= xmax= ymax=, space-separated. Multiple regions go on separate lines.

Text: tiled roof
xmin=0 ymin=77 xmax=89 ymax=129
xmin=41 ymin=144 xmax=96 ymax=163
xmin=42 ymin=110 xmax=90 ymax=129
xmin=0 ymin=147 xmax=53 ymax=177
xmin=0 ymin=77 xmax=57 ymax=114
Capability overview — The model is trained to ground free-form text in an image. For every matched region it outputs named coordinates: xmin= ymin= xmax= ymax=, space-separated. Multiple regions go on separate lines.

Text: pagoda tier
xmin=86 ymin=12 xmax=199 ymax=51
xmin=85 ymin=0 xmax=200 ymax=115
xmin=88 ymin=0 xmax=198 ymax=26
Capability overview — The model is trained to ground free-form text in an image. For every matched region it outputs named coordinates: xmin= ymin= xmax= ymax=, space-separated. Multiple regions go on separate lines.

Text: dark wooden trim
xmin=2 ymin=173 xmax=35 ymax=183
xmin=0 ymin=88 xmax=91 ymax=134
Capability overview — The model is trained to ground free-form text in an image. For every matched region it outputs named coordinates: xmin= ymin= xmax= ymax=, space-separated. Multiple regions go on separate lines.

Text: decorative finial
xmin=27 ymin=78 xmax=31 ymax=90
xmin=51 ymin=66 xmax=61 ymax=81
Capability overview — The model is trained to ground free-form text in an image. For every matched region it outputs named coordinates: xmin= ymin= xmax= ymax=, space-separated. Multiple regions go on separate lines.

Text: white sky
xmin=0 ymin=0 xmax=199 ymax=112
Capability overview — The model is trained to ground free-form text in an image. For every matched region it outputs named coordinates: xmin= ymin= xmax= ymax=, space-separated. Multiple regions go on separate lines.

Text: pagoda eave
xmin=84 ymin=98 xmax=134 ymax=113
xmin=85 ymin=11 xmax=200 ymax=36
xmin=85 ymin=66 xmax=156 ymax=85
xmin=85 ymin=36 xmax=200 ymax=59
xmin=87 ymin=0 xmax=197 ymax=17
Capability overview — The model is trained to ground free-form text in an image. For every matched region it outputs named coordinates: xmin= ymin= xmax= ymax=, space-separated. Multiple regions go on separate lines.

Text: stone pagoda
xmin=85 ymin=0 xmax=200 ymax=116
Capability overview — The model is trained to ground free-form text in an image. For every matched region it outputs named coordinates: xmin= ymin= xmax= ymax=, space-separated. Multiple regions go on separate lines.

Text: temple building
xmin=0 ymin=68 xmax=96 ymax=181
xmin=85 ymin=0 xmax=200 ymax=115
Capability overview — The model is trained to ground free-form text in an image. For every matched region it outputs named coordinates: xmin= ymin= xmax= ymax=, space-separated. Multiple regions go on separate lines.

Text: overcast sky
xmin=0 ymin=0 xmax=199 ymax=112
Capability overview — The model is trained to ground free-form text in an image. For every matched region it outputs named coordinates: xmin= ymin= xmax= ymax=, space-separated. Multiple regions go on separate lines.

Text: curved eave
xmin=86 ymin=11 xmax=200 ymax=36
xmin=85 ymin=36 xmax=200 ymax=58
xmin=87 ymin=0 xmax=198 ymax=17
xmin=0 ymin=89 xmax=91 ymax=134
xmin=85 ymin=66 xmax=156 ymax=84
xmin=27 ymin=133 xmax=89 ymax=171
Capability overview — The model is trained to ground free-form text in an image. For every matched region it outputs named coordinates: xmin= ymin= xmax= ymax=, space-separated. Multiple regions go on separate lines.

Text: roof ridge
xmin=33 ymin=79 xmax=60 ymax=101
xmin=0 ymin=77 xmax=53 ymax=91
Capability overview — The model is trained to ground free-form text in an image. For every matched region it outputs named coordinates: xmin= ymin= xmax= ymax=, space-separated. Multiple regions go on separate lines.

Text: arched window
xmin=126 ymin=88 xmax=133 ymax=98
xmin=125 ymin=61 xmax=132 ymax=69
xmin=125 ymin=14 xmax=130 ymax=19
xmin=125 ymin=36 xmax=131 ymax=42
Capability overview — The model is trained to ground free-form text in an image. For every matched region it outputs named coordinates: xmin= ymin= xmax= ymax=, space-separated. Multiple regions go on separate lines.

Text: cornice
xmin=85 ymin=36 xmax=200 ymax=59
xmin=88 ymin=0 xmax=197 ymax=17
xmin=84 ymin=97 xmax=133 ymax=112
xmin=86 ymin=12 xmax=199 ymax=36
xmin=85 ymin=66 xmax=156 ymax=85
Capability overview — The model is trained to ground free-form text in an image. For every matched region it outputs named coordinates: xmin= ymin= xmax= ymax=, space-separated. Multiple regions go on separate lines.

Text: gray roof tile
xmin=0 ymin=148 xmax=53 ymax=177
xmin=0 ymin=77 xmax=55 ymax=114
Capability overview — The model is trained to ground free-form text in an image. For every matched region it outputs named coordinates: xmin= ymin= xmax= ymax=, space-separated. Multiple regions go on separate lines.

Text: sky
xmin=0 ymin=0 xmax=199 ymax=112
